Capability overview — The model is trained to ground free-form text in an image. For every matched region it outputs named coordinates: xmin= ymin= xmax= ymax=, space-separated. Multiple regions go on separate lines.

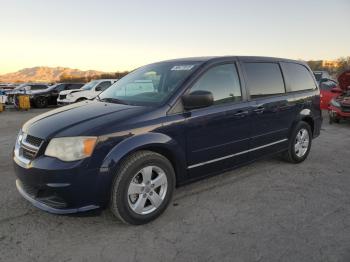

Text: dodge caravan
xmin=13 ymin=56 xmax=322 ymax=224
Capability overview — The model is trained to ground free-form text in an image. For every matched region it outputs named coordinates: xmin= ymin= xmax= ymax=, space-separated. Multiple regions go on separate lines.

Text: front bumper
xmin=328 ymin=106 xmax=350 ymax=118
xmin=13 ymin=154 xmax=102 ymax=214
xmin=57 ymin=99 xmax=74 ymax=106
xmin=16 ymin=179 xmax=98 ymax=214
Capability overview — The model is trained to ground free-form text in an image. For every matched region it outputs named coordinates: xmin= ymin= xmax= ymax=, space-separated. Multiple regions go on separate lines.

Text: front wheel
xmin=76 ymin=98 xmax=87 ymax=103
xmin=110 ymin=151 xmax=175 ymax=225
xmin=282 ymin=121 xmax=312 ymax=163
xmin=35 ymin=96 xmax=48 ymax=108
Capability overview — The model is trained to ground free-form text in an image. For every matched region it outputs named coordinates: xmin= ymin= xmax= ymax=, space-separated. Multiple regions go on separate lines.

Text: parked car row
xmin=0 ymin=79 xmax=118 ymax=108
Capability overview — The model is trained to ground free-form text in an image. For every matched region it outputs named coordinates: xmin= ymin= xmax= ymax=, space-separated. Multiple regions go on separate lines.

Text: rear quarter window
xmin=282 ymin=63 xmax=317 ymax=92
xmin=243 ymin=62 xmax=285 ymax=99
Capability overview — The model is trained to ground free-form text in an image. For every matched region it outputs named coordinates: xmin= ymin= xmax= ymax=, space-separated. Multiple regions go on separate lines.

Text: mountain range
xmin=0 ymin=67 xmax=109 ymax=83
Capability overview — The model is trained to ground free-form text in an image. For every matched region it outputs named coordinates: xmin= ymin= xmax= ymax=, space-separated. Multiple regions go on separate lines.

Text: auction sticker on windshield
xmin=171 ymin=65 xmax=195 ymax=71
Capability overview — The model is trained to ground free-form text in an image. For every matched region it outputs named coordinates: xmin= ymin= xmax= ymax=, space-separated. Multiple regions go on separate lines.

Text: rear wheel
xmin=283 ymin=121 xmax=312 ymax=163
xmin=110 ymin=151 xmax=175 ymax=225
xmin=35 ymin=96 xmax=48 ymax=108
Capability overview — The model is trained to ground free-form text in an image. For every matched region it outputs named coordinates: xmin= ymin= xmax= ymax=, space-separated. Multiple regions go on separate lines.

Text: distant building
xmin=322 ymin=60 xmax=340 ymax=68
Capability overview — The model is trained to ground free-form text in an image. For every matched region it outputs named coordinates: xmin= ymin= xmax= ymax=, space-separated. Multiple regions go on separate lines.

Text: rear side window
xmin=68 ymin=84 xmax=82 ymax=90
xmin=31 ymin=85 xmax=47 ymax=90
xmin=189 ymin=63 xmax=242 ymax=105
xmin=282 ymin=63 xmax=316 ymax=92
xmin=244 ymin=63 xmax=285 ymax=98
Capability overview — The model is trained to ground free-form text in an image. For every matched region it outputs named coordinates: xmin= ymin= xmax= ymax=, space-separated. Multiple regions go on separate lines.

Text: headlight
xmin=45 ymin=136 xmax=97 ymax=161
xmin=16 ymin=130 xmax=23 ymax=144
xmin=330 ymin=99 xmax=340 ymax=107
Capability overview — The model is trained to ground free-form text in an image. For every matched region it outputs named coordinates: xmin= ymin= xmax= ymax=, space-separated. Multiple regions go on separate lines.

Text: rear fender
xmin=288 ymin=109 xmax=315 ymax=138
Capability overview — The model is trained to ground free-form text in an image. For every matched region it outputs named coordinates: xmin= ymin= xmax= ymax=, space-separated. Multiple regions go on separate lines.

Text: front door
xmin=184 ymin=63 xmax=252 ymax=178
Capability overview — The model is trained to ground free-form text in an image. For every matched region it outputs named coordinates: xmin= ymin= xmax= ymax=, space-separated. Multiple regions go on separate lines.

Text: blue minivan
xmin=13 ymin=56 xmax=322 ymax=224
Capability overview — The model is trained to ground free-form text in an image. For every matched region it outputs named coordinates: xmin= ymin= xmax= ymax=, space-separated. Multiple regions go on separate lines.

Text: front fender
xmin=95 ymin=132 xmax=187 ymax=205
xmin=101 ymin=132 xmax=186 ymax=172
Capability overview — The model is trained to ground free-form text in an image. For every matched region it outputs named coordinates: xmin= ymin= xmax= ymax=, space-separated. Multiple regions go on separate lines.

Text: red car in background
xmin=328 ymin=70 xmax=350 ymax=123
xmin=319 ymin=78 xmax=343 ymax=110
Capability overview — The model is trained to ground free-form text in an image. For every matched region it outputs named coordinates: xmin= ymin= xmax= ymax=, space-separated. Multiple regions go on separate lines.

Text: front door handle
xmin=253 ymin=106 xmax=264 ymax=114
xmin=233 ymin=110 xmax=249 ymax=118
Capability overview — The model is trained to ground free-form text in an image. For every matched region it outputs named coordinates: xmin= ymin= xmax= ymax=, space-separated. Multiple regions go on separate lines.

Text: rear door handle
xmin=253 ymin=106 xmax=264 ymax=114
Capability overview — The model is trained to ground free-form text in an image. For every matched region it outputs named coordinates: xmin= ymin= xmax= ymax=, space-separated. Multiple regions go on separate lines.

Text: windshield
xmin=98 ymin=62 xmax=199 ymax=106
xmin=15 ymin=84 xmax=29 ymax=90
xmin=81 ymin=80 xmax=99 ymax=90
xmin=314 ymin=73 xmax=322 ymax=81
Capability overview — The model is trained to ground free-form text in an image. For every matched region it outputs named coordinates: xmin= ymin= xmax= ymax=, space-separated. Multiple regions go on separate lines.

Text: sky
xmin=0 ymin=0 xmax=349 ymax=74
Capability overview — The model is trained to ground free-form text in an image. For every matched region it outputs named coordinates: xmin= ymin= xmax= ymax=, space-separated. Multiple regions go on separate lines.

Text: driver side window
xmin=189 ymin=63 xmax=242 ymax=105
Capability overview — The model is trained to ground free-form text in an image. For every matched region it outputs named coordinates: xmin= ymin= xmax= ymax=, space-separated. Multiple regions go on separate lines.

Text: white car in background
xmin=57 ymin=79 xmax=118 ymax=105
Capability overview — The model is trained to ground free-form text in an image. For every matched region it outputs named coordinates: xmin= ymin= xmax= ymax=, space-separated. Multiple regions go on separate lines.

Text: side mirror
xmin=95 ymin=86 xmax=102 ymax=91
xmin=182 ymin=90 xmax=214 ymax=110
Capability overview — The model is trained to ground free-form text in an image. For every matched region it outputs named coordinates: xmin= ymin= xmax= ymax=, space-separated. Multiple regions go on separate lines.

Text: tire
xmin=282 ymin=121 xmax=312 ymax=164
xmin=35 ymin=96 xmax=48 ymax=108
xmin=110 ymin=150 xmax=175 ymax=225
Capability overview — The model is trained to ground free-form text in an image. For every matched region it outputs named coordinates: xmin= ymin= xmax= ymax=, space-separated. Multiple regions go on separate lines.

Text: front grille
xmin=22 ymin=147 xmax=37 ymax=160
xmin=19 ymin=133 xmax=43 ymax=161
xmin=25 ymin=135 xmax=43 ymax=147
xmin=341 ymin=107 xmax=350 ymax=113
xmin=59 ymin=94 xmax=66 ymax=100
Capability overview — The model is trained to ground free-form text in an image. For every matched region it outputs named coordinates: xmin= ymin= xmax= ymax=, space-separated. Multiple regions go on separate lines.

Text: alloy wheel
xmin=294 ymin=128 xmax=310 ymax=158
xmin=127 ymin=165 xmax=168 ymax=215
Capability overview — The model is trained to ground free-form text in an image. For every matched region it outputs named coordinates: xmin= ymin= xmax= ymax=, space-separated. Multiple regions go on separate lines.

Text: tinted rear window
xmin=244 ymin=63 xmax=285 ymax=98
xmin=283 ymin=63 xmax=316 ymax=92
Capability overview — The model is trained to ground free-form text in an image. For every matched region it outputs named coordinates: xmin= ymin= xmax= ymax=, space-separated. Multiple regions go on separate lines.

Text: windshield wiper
xmin=97 ymin=97 xmax=129 ymax=105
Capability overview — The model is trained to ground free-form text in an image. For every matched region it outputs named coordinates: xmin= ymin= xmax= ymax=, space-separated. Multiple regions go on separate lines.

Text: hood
xmin=59 ymin=89 xmax=82 ymax=95
xmin=22 ymin=100 xmax=147 ymax=139
xmin=338 ymin=70 xmax=350 ymax=91
xmin=70 ymin=90 xmax=92 ymax=97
